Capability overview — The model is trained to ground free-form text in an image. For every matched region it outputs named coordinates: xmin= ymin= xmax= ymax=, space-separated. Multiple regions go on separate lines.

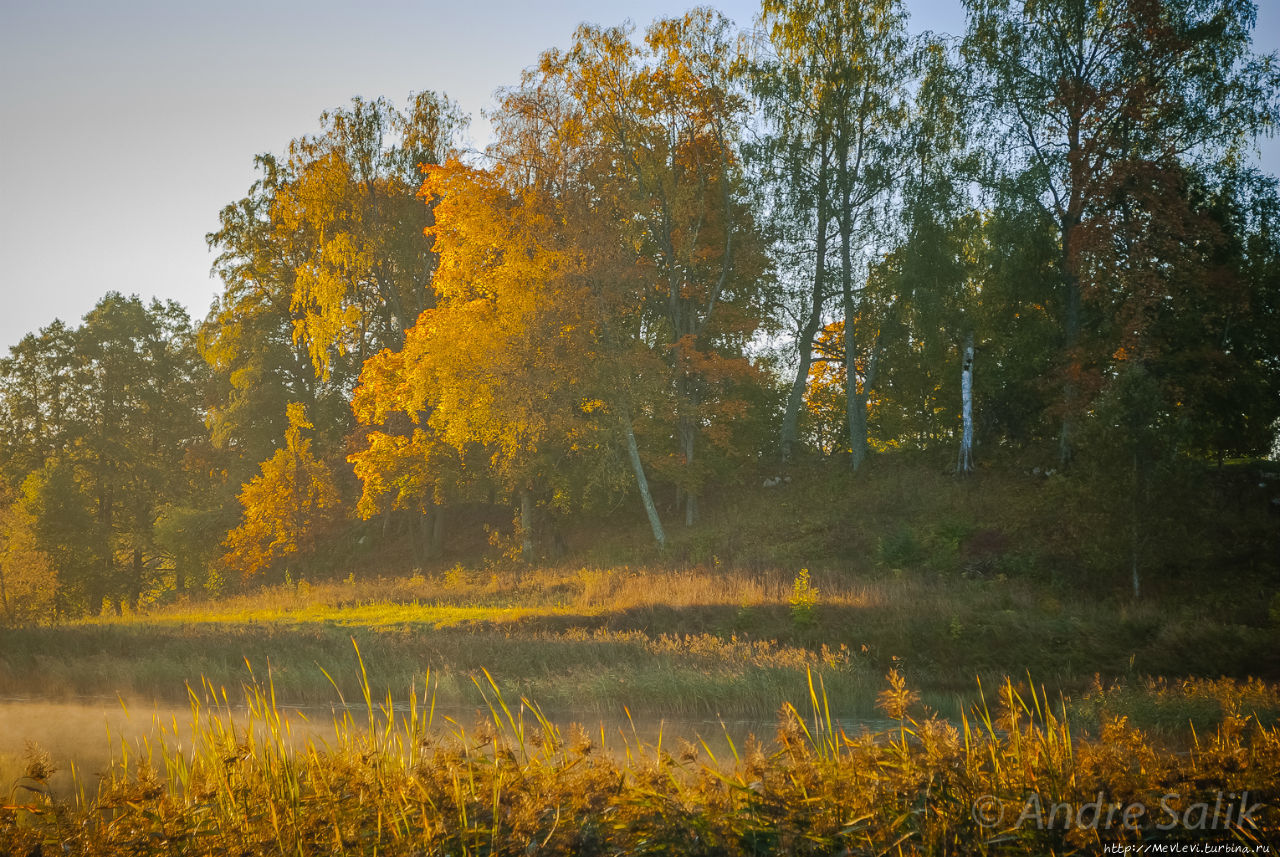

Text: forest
xmin=0 ymin=0 xmax=1278 ymax=621
xmin=4 ymin=0 xmax=1280 ymax=853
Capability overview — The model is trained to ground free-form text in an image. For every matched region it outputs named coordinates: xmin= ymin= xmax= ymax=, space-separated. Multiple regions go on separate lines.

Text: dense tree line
xmin=2 ymin=0 xmax=1278 ymax=619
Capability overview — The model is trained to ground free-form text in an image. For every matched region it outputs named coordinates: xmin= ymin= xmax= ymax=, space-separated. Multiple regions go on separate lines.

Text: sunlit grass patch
xmin=102 ymin=601 xmax=593 ymax=631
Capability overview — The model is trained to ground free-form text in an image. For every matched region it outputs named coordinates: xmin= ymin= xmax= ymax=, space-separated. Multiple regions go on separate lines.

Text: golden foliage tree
xmin=350 ymin=161 xmax=639 ymax=554
xmin=0 ymin=497 xmax=57 ymax=626
xmin=222 ymin=403 xmax=340 ymax=582
xmin=501 ymin=10 xmax=771 ymax=525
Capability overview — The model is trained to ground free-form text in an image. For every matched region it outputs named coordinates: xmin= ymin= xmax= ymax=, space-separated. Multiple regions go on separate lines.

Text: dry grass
xmin=3 ymin=560 xmax=1277 ymax=722
xmin=2 ymin=660 xmax=1277 ymax=856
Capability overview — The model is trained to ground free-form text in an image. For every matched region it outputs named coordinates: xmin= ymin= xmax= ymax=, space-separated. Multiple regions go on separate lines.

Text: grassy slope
xmin=1 ymin=457 xmax=1278 ymax=727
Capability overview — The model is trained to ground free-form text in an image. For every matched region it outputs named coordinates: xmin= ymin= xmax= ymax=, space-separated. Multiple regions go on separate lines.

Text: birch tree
xmin=349 ymin=161 xmax=652 ymax=552
xmin=546 ymin=11 xmax=770 ymax=523
xmin=755 ymin=0 xmax=915 ymax=470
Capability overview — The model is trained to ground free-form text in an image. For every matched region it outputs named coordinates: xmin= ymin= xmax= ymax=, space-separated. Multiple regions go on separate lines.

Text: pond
xmin=0 ymin=696 xmax=894 ymax=803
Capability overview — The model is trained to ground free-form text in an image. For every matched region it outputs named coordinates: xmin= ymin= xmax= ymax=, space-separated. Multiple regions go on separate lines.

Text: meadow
xmin=2 ymin=562 xmax=1279 ymax=724
xmin=3 ymin=462 xmax=1280 ymax=853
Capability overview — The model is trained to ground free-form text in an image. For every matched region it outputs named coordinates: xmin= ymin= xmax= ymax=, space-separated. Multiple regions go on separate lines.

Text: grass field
xmin=3 ymin=563 xmax=1278 ymax=732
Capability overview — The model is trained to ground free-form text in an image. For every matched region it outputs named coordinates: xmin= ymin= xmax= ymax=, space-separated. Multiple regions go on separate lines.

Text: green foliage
xmin=878 ymin=526 xmax=925 ymax=570
xmin=19 ymin=461 xmax=99 ymax=614
xmin=0 ymin=295 xmax=206 ymax=614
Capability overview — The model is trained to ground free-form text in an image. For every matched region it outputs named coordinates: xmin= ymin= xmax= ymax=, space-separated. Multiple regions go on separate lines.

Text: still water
xmin=0 ymin=697 xmax=882 ymax=802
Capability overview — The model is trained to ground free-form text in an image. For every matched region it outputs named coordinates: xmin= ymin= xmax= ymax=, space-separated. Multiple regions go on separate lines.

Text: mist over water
xmin=0 ymin=695 xmax=831 ymax=802
xmin=0 ymin=699 xmax=179 ymax=799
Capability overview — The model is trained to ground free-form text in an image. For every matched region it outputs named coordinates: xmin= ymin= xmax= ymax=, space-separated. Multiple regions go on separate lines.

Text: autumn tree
xmin=204 ymin=93 xmax=465 ymax=474
xmin=202 ymin=153 xmax=351 ymax=476
xmin=542 ymin=10 xmax=772 ymax=524
xmin=222 ymin=403 xmax=340 ymax=582
xmin=282 ymin=93 xmax=466 ymax=373
xmin=350 ymin=160 xmax=649 ymax=554
xmin=0 ymin=493 xmax=57 ymax=626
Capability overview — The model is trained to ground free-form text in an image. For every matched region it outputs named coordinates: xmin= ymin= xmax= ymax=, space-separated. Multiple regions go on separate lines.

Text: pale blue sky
xmin=0 ymin=0 xmax=1275 ymax=352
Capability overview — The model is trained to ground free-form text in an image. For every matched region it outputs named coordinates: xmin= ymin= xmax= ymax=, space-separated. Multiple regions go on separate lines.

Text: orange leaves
xmin=221 ymin=403 xmax=340 ymax=582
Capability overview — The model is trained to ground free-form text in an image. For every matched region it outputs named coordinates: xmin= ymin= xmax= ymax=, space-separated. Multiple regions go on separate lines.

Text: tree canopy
xmin=2 ymin=0 xmax=1278 ymax=613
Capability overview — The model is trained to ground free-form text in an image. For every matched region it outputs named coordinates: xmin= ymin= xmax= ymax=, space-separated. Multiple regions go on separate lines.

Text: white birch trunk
xmin=958 ymin=335 xmax=975 ymax=474
xmin=621 ymin=411 xmax=666 ymax=548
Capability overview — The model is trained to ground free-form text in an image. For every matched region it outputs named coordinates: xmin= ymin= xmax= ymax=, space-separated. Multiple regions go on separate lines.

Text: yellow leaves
xmin=348 ymin=428 xmax=444 ymax=519
xmin=221 ymin=403 xmax=340 ymax=582
xmin=285 ymin=401 xmax=313 ymax=431
xmin=351 ymin=158 xmax=625 ymax=501
xmin=0 ymin=500 xmax=57 ymax=626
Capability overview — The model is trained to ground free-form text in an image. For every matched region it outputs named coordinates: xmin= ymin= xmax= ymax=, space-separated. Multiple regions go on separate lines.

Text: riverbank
xmin=3 ymin=565 xmax=1278 ymax=733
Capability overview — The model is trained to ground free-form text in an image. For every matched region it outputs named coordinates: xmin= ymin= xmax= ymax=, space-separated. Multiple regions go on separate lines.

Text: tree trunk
xmin=0 ymin=564 xmax=10 ymax=625
xmin=407 ymin=509 xmax=423 ymax=566
xmin=842 ymin=295 xmax=868 ymax=471
xmin=130 ymin=548 xmax=144 ymax=612
xmin=837 ymin=165 xmax=867 ymax=472
xmin=1130 ymin=448 xmax=1142 ymax=600
xmin=1059 ymin=224 xmax=1082 ymax=466
xmin=780 ymin=149 xmax=831 ymax=463
xmin=519 ymin=488 xmax=535 ymax=561
xmin=429 ymin=503 xmax=444 ymax=560
xmin=680 ymin=416 xmax=698 ymax=527
xmin=96 ymin=481 xmax=113 ymax=615
xmin=958 ymin=333 xmax=975 ymax=474
xmin=620 ymin=410 xmax=666 ymax=548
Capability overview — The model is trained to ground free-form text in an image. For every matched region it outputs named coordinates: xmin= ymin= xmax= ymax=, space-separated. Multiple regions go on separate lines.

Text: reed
xmin=3 ymin=646 xmax=1277 ymax=855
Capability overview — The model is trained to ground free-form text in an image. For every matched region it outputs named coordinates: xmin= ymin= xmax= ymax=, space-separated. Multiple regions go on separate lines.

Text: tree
xmin=202 ymin=153 xmax=350 ymax=476
xmin=0 ymin=494 xmax=57 ymax=626
xmin=0 ymin=321 xmax=78 ymax=487
xmin=20 ymin=460 xmax=100 ymax=615
xmin=203 ymin=93 xmax=465 ymax=472
xmin=76 ymin=295 xmax=206 ymax=610
xmin=0 ymin=295 xmax=205 ymax=613
xmin=282 ymin=93 xmax=466 ymax=373
xmin=222 ymin=403 xmax=340 ymax=582
xmin=962 ymin=0 xmax=1280 ymax=462
xmin=545 ymin=10 xmax=771 ymax=523
xmin=350 ymin=160 xmax=651 ymax=553
xmin=754 ymin=0 xmax=918 ymax=470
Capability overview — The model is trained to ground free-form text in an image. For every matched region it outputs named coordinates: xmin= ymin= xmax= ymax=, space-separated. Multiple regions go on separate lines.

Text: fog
xmin=0 ymin=696 xmax=830 ymax=804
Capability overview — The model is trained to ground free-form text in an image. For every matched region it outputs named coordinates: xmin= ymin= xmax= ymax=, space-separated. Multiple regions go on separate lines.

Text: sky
xmin=0 ymin=0 xmax=1277 ymax=354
